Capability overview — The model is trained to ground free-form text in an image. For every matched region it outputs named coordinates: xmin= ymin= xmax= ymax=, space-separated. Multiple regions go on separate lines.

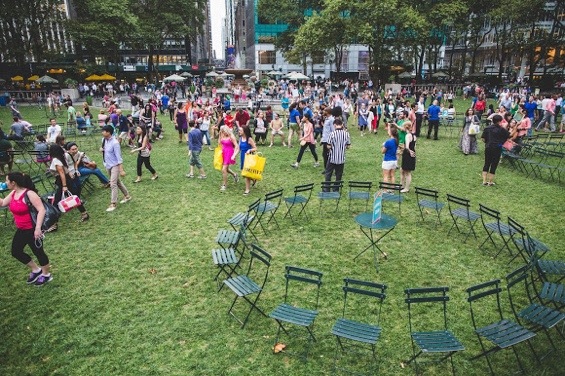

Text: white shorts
xmin=382 ymin=160 xmax=397 ymax=170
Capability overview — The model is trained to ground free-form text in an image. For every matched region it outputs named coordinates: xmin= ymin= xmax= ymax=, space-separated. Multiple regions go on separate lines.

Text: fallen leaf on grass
xmin=273 ymin=342 xmax=286 ymax=353
xmin=148 ymin=268 xmax=157 ymax=274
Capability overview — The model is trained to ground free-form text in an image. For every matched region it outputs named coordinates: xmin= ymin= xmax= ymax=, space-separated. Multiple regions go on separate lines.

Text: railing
xmin=1 ymin=90 xmax=61 ymax=103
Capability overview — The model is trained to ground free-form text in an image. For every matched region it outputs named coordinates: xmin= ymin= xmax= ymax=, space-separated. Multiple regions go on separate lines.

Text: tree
xmin=0 ymin=0 xmax=66 ymax=66
xmin=258 ymin=0 xmax=324 ymax=73
xmin=293 ymin=1 xmax=353 ymax=76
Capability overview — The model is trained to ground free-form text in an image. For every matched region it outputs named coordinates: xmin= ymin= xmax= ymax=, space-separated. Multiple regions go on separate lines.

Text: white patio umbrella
xmin=206 ymin=71 xmax=219 ymax=77
xmin=180 ymin=72 xmax=193 ymax=77
xmin=287 ymin=72 xmax=310 ymax=80
xmin=36 ymin=75 xmax=59 ymax=84
xmin=163 ymin=74 xmax=185 ymax=82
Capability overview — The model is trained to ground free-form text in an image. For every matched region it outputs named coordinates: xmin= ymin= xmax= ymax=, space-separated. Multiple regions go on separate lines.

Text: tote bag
xmin=213 ymin=145 xmax=223 ymax=171
xmin=241 ymin=153 xmax=266 ymax=181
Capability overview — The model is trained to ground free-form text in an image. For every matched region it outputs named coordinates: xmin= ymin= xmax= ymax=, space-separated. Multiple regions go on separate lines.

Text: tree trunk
xmin=148 ymin=45 xmax=155 ymax=82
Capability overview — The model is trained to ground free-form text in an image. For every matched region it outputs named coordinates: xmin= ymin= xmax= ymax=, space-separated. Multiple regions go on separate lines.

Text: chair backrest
xmin=507 ymin=216 xmax=530 ymax=262
xmin=265 ymin=188 xmax=284 ymax=203
xmin=294 ymin=183 xmax=314 ymax=196
xmin=283 ymin=266 xmax=323 ymax=310
xmin=246 ymin=243 xmax=272 ymax=287
xmin=505 ymin=265 xmax=537 ymax=320
xmin=405 ymin=287 xmax=450 ymax=332
xmin=348 ymin=181 xmax=372 ymax=191
xmin=379 ymin=182 xmax=402 ymax=192
xmin=246 ymin=198 xmax=261 ymax=222
xmin=415 ymin=186 xmax=439 ymax=201
xmin=479 ymin=203 xmax=503 ymax=228
xmin=446 ymin=194 xmax=470 ymax=209
xmin=466 ymin=279 xmax=504 ymax=330
xmin=341 ymin=278 xmax=386 ymax=324
xmin=320 ymin=180 xmax=343 ymax=193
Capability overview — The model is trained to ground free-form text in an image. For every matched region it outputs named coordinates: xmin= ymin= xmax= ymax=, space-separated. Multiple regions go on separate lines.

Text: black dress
xmin=402 ymin=133 xmax=416 ymax=171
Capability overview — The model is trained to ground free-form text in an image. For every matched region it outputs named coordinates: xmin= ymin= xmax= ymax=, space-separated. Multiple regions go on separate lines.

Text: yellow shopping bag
xmin=213 ymin=145 xmax=223 ymax=171
xmin=241 ymin=153 xmax=266 ymax=181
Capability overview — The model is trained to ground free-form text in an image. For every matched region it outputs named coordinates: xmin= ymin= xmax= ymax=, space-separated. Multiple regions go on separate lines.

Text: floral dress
xmin=459 ymin=115 xmax=479 ymax=155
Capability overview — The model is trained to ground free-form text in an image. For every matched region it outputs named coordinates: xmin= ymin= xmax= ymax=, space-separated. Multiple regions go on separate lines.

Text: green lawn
xmin=0 ymin=99 xmax=563 ymax=376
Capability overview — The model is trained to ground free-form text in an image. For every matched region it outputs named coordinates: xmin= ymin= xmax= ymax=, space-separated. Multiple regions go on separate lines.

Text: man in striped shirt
xmin=325 ymin=118 xmax=350 ymax=188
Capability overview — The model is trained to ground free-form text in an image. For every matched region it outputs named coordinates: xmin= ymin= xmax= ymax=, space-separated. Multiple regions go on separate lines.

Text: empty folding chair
xmin=466 ymin=279 xmax=538 ymax=375
xmin=404 ymin=287 xmax=464 ymax=375
xmin=347 ymin=181 xmax=372 ymax=212
xmin=212 ymin=225 xmax=247 ymax=290
xmin=478 ymin=204 xmax=512 ymax=258
xmin=227 ymin=198 xmax=261 ymax=242
xmin=378 ymin=182 xmax=403 ymax=214
xmin=253 ymin=188 xmax=283 ymax=233
xmin=331 ymin=278 xmax=386 ymax=375
xmin=318 ymin=180 xmax=343 ymax=213
xmin=506 ymin=265 xmax=565 ymax=354
xmin=446 ymin=194 xmax=480 ymax=242
xmin=269 ymin=266 xmax=323 ymax=360
xmin=283 ymin=183 xmax=314 ymax=223
xmin=223 ymin=244 xmax=272 ymax=329
xmin=415 ymin=187 xmax=444 ymax=225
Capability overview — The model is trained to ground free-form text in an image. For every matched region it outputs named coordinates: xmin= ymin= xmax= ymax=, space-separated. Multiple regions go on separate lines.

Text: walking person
xmin=400 ymin=122 xmax=416 ymax=193
xmin=174 ymin=102 xmax=189 ymax=143
xmin=1 ymin=172 xmax=53 ymax=286
xmin=481 ymin=114 xmax=510 ymax=186
xmin=238 ymin=125 xmax=258 ymax=195
xmin=426 ymin=100 xmax=441 ymax=140
xmin=320 ymin=107 xmax=335 ymax=172
xmin=50 ymin=144 xmax=89 ymax=223
xmin=290 ymin=113 xmax=319 ymax=168
xmin=459 ymin=108 xmax=480 ymax=155
xmin=381 ymin=125 xmax=399 ymax=184
xmin=218 ymin=125 xmax=240 ymax=192
xmin=101 ymin=125 xmax=131 ymax=212
xmin=186 ymin=121 xmax=207 ymax=179
xmin=131 ymin=125 xmax=158 ymax=183
xmin=325 ymin=118 xmax=350 ymax=184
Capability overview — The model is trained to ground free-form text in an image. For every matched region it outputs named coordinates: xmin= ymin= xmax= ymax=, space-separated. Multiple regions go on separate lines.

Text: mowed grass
xmin=0 ymin=98 xmax=563 ymax=376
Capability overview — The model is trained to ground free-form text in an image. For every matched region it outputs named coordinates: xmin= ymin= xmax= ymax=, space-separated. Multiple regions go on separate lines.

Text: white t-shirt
xmin=50 ymin=157 xmax=67 ymax=174
xmin=47 ymin=124 xmax=61 ymax=143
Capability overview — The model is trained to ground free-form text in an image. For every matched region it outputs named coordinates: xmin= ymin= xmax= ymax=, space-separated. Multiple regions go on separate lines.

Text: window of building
xmin=358 ymin=51 xmax=369 ymax=72
xmin=258 ymin=50 xmax=276 ymax=64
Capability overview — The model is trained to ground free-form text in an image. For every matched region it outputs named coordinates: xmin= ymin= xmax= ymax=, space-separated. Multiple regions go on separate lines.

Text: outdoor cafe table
xmin=353 ymin=212 xmax=398 ymax=271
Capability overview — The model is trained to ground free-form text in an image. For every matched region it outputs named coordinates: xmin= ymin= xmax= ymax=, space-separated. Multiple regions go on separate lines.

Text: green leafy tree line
xmin=259 ymin=0 xmax=564 ymax=82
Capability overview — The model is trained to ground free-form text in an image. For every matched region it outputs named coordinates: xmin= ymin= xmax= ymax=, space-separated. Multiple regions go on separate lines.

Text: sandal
xmin=134 ymin=178 xmax=142 ymax=183
xmin=80 ymin=213 xmax=90 ymax=222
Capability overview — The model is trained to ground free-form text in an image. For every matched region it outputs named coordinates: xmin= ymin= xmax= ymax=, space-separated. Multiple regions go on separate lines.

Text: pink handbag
xmin=57 ymin=191 xmax=81 ymax=213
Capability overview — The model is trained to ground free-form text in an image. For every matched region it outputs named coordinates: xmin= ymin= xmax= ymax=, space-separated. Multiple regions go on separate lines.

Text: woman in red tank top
xmin=0 ymin=172 xmax=53 ymax=286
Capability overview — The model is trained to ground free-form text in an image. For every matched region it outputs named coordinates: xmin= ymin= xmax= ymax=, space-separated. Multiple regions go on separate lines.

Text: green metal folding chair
xmin=318 ymin=180 xmax=343 ymax=213
xmin=331 ymin=278 xmax=386 ymax=375
xmin=404 ymin=287 xmax=464 ymax=375
xmin=283 ymin=183 xmax=314 ymax=222
xmin=212 ymin=224 xmax=248 ymax=290
xmin=269 ymin=266 xmax=323 ymax=360
xmin=253 ymin=188 xmax=283 ymax=233
xmin=415 ymin=187 xmax=444 ymax=225
xmin=379 ymin=182 xmax=403 ymax=214
xmin=223 ymin=244 xmax=272 ymax=329
xmin=227 ymin=198 xmax=260 ymax=242
xmin=506 ymin=265 xmax=565 ymax=355
xmin=446 ymin=194 xmax=480 ymax=243
xmin=478 ymin=204 xmax=512 ymax=258
xmin=347 ymin=181 xmax=373 ymax=212
xmin=466 ymin=279 xmax=538 ymax=375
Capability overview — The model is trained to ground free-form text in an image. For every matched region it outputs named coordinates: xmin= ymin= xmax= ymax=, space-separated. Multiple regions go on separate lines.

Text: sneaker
xmin=313 ymin=162 xmax=320 ymax=167
xmin=186 ymin=174 xmax=194 ymax=178
xmin=106 ymin=204 xmax=117 ymax=212
xmin=198 ymin=175 xmax=207 ymax=179
xmin=220 ymin=185 xmax=226 ymax=191
xmin=400 ymin=188 xmax=409 ymax=193
xmin=151 ymin=175 xmax=159 ymax=180
xmin=290 ymin=162 xmax=299 ymax=168
xmin=27 ymin=270 xmax=42 ymax=284
xmin=120 ymin=196 xmax=132 ymax=204
xmin=34 ymin=274 xmax=53 ymax=287
xmin=243 ymin=191 xmax=250 ymax=196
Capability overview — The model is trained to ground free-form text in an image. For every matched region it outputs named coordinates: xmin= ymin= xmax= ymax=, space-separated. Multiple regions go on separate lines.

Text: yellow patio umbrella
xmin=98 ymin=73 xmax=116 ymax=81
xmin=11 ymin=75 xmax=24 ymax=81
xmin=85 ymin=74 xmax=102 ymax=81
xmin=27 ymin=75 xmax=40 ymax=81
